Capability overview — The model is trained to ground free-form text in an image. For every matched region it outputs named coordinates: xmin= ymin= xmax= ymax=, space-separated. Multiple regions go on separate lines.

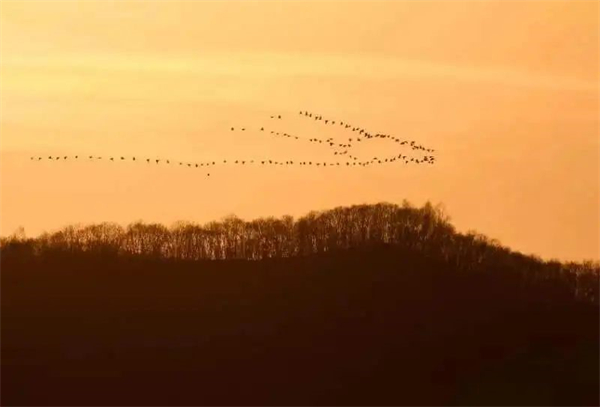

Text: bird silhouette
xmin=41 ymin=110 xmax=436 ymax=176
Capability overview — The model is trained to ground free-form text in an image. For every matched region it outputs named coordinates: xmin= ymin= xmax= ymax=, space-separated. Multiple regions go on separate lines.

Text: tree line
xmin=2 ymin=201 xmax=598 ymax=303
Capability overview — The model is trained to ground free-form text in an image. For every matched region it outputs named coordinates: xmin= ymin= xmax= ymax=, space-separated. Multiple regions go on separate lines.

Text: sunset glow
xmin=1 ymin=0 xmax=598 ymax=261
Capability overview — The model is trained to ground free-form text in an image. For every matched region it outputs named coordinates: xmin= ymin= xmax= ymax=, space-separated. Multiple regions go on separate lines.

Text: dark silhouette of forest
xmin=2 ymin=202 xmax=598 ymax=406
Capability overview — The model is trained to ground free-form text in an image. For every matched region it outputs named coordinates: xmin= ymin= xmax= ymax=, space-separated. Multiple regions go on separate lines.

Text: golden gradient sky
xmin=1 ymin=0 xmax=598 ymax=261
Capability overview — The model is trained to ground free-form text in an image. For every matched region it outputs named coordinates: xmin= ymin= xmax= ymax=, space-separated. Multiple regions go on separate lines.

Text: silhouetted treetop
xmin=1 ymin=201 xmax=598 ymax=303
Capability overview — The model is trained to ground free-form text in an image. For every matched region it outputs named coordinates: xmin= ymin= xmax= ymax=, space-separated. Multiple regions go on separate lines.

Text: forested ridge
xmin=2 ymin=202 xmax=598 ymax=406
xmin=2 ymin=201 xmax=598 ymax=304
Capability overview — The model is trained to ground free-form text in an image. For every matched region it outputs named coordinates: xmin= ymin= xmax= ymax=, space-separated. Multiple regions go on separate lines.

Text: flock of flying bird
xmin=30 ymin=111 xmax=436 ymax=177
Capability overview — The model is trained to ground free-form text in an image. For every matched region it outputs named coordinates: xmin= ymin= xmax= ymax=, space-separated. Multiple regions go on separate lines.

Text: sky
xmin=1 ymin=0 xmax=598 ymax=261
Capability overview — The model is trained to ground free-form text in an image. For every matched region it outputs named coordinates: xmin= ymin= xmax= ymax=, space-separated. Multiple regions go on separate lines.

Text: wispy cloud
xmin=4 ymin=51 xmax=598 ymax=93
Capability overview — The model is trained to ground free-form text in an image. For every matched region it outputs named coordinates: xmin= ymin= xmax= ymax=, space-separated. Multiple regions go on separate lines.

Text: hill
xmin=1 ymin=202 xmax=598 ymax=405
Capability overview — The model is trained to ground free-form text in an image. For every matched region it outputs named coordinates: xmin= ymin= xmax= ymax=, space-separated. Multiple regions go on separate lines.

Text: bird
xmin=231 ymin=127 xmax=234 ymax=131
xmin=278 ymin=115 xmax=281 ymax=119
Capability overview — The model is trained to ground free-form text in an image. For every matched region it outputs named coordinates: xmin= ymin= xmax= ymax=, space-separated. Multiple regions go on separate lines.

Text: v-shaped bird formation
xmin=30 ymin=110 xmax=436 ymax=176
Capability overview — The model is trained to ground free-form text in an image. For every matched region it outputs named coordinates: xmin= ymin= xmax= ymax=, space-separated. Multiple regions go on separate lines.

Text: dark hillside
xmin=1 ymin=203 xmax=598 ymax=405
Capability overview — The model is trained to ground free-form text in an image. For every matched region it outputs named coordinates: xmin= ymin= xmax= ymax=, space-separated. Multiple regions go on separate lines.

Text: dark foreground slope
xmin=2 ymin=245 xmax=598 ymax=406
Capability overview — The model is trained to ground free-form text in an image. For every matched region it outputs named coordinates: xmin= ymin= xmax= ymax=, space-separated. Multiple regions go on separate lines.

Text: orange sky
xmin=1 ymin=0 xmax=598 ymax=261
